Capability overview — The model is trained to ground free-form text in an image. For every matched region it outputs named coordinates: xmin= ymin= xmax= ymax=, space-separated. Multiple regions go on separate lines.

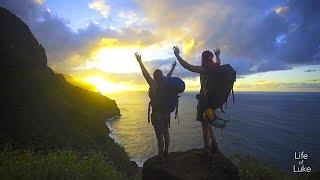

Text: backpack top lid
xmin=206 ymin=64 xmax=236 ymax=87
xmin=149 ymin=76 xmax=185 ymax=96
xmin=166 ymin=77 xmax=185 ymax=94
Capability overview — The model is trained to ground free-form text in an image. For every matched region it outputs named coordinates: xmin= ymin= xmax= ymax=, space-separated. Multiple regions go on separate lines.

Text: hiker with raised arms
xmin=172 ymin=46 xmax=222 ymax=156
xmin=134 ymin=52 xmax=185 ymax=160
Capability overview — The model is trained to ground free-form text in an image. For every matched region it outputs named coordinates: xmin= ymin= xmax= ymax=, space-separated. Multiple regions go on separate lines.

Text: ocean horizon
xmin=106 ymin=91 xmax=320 ymax=172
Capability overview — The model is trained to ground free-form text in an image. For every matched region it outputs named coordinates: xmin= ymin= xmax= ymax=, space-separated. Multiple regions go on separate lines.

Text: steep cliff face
xmin=0 ymin=7 xmax=120 ymax=148
xmin=0 ymin=7 xmax=47 ymax=70
xmin=143 ymin=149 xmax=239 ymax=180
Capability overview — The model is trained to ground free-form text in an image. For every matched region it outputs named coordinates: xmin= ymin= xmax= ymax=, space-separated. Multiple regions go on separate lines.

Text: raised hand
xmin=214 ymin=48 xmax=220 ymax=56
xmin=173 ymin=46 xmax=180 ymax=56
xmin=135 ymin=52 xmax=154 ymax=87
xmin=135 ymin=52 xmax=142 ymax=62
xmin=168 ymin=61 xmax=177 ymax=77
xmin=172 ymin=45 xmax=204 ymax=73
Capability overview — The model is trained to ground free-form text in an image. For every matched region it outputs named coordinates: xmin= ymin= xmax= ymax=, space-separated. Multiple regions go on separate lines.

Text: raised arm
xmin=214 ymin=48 xmax=221 ymax=64
xmin=167 ymin=61 xmax=177 ymax=77
xmin=173 ymin=46 xmax=204 ymax=74
xmin=135 ymin=53 xmax=155 ymax=87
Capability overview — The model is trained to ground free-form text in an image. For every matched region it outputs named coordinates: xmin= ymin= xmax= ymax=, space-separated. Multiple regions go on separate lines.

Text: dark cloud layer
xmin=139 ymin=0 xmax=320 ymax=77
xmin=204 ymin=0 xmax=320 ymax=75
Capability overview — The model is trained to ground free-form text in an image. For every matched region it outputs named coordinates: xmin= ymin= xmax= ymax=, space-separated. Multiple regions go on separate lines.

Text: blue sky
xmin=1 ymin=0 xmax=319 ymax=92
xmin=45 ymin=0 xmax=140 ymax=31
xmin=46 ymin=0 xmax=95 ymax=30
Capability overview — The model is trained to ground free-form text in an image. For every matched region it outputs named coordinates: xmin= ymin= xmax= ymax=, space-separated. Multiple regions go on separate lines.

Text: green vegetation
xmin=0 ymin=148 xmax=129 ymax=180
xmin=231 ymin=154 xmax=319 ymax=180
xmin=0 ymin=68 xmax=139 ymax=178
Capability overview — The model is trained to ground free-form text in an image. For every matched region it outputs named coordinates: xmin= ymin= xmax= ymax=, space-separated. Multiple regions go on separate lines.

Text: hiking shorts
xmin=151 ymin=111 xmax=170 ymax=135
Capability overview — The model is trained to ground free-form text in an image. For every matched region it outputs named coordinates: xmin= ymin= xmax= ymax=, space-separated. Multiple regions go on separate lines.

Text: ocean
xmin=106 ymin=91 xmax=320 ymax=172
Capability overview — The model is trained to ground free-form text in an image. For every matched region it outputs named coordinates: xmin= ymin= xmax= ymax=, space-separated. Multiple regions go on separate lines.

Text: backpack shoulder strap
xmin=148 ymin=101 xmax=151 ymax=123
xmin=232 ymin=87 xmax=235 ymax=103
xmin=175 ymin=95 xmax=181 ymax=123
xmin=175 ymin=99 xmax=179 ymax=124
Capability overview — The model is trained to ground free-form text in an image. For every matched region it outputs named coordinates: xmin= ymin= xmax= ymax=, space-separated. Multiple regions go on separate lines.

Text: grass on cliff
xmin=0 ymin=147 xmax=139 ymax=180
xmin=231 ymin=153 xmax=319 ymax=180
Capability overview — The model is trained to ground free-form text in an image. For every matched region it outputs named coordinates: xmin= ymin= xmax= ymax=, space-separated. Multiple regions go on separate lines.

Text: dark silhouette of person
xmin=134 ymin=52 xmax=176 ymax=159
xmin=172 ymin=46 xmax=221 ymax=155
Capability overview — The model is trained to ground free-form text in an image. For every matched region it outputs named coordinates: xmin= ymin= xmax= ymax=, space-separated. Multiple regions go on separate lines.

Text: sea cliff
xmin=0 ymin=7 xmax=138 ymax=179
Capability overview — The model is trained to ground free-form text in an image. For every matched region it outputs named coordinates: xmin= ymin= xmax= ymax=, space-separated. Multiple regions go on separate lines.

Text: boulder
xmin=143 ymin=149 xmax=239 ymax=180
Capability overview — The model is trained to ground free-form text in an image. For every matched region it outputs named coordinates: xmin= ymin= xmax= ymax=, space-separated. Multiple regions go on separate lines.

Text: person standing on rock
xmin=173 ymin=46 xmax=221 ymax=155
xmin=134 ymin=52 xmax=177 ymax=160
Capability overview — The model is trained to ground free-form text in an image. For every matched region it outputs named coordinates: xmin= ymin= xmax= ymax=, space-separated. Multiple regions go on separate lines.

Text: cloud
xmin=275 ymin=6 xmax=289 ymax=15
xmin=209 ymin=0 xmax=319 ymax=72
xmin=137 ymin=0 xmax=320 ymax=76
xmin=305 ymin=69 xmax=317 ymax=72
xmin=310 ymin=79 xmax=320 ymax=82
xmin=88 ymin=0 xmax=110 ymax=18
xmin=1 ymin=0 xmax=320 ymax=82
xmin=117 ymin=11 xmax=148 ymax=28
xmin=235 ymin=80 xmax=320 ymax=92
xmin=34 ymin=0 xmax=45 ymax=5
xmin=0 ymin=0 xmax=157 ymax=73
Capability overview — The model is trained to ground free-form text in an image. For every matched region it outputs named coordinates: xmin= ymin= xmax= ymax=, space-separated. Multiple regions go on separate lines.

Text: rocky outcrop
xmin=143 ymin=149 xmax=239 ymax=180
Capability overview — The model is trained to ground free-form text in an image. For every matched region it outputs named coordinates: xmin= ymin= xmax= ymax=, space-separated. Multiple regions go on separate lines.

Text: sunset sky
xmin=1 ymin=0 xmax=319 ymax=94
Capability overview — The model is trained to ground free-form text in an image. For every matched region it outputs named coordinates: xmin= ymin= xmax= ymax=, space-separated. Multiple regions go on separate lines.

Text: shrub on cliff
xmin=0 ymin=148 xmax=126 ymax=179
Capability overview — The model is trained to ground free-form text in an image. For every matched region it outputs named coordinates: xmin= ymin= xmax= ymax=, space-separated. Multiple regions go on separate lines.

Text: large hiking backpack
xmin=147 ymin=77 xmax=185 ymax=125
xmin=205 ymin=64 xmax=236 ymax=110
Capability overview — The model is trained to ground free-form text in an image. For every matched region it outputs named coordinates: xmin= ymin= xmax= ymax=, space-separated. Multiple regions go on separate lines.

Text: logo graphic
xmin=293 ymin=151 xmax=312 ymax=173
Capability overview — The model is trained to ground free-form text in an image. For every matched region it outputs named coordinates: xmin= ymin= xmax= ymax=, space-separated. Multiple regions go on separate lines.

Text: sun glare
xmin=95 ymin=48 xmax=141 ymax=73
xmin=94 ymin=44 xmax=176 ymax=74
xmin=73 ymin=40 xmax=215 ymax=93
xmin=84 ymin=76 xmax=135 ymax=94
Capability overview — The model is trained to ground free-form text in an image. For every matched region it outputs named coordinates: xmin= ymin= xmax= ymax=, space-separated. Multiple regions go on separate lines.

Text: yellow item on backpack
xmin=203 ymin=108 xmax=215 ymax=121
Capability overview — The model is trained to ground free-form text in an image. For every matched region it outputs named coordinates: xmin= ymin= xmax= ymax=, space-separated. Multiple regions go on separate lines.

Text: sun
xmin=84 ymin=76 xmax=135 ymax=94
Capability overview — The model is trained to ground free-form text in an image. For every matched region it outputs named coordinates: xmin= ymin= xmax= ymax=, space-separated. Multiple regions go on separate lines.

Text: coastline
xmin=106 ymin=116 xmax=122 ymax=145
xmin=106 ymin=116 xmax=145 ymax=167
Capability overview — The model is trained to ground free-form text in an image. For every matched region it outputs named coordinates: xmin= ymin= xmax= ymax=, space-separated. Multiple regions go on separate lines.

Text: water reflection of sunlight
xmin=107 ymin=92 xmax=157 ymax=166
